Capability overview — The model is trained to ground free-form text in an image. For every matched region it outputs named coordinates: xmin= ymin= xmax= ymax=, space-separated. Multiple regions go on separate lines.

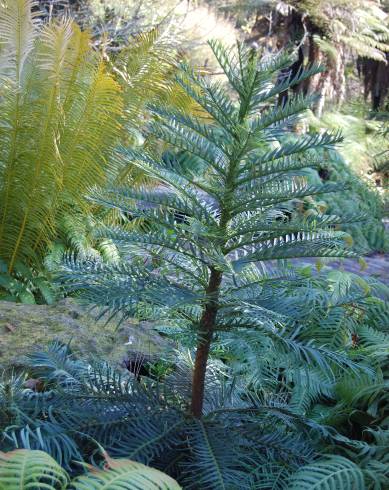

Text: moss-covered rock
xmin=0 ymin=299 xmax=169 ymax=368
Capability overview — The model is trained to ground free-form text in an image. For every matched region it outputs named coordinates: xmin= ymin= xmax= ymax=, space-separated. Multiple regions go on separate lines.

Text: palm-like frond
xmin=180 ymin=420 xmax=252 ymax=489
xmin=283 ymin=1 xmax=389 ymax=62
xmin=114 ymin=28 xmax=199 ymax=127
xmin=2 ymin=297 xmax=389 ymax=490
xmin=71 ymin=455 xmax=182 ymax=490
xmin=288 ymin=455 xmax=366 ymax=490
xmin=0 ymin=343 xmax=325 ymax=488
xmin=0 ymin=449 xmax=182 ymax=490
xmin=0 ymin=449 xmax=68 ymax=489
xmin=0 ymin=1 xmax=192 ymax=271
xmin=0 ymin=0 xmax=38 ymax=80
xmin=0 ymin=1 xmax=124 ymax=271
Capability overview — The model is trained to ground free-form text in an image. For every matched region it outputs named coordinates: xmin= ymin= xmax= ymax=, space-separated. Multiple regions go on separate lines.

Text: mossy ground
xmin=0 ymin=299 xmax=169 ymax=368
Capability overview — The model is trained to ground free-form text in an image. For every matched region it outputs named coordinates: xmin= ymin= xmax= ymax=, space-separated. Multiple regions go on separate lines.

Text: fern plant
xmin=0 ymin=0 xmax=192 ymax=273
xmin=0 ymin=311 xmax=385 ymax=490
xmin=0 ymin=283 xmax=387 ymax=487
xmin=0 ymin=0 xmax=124 ymax=271
xmin=0 ymin=341 xmax=330 ymax=488
xmin=289 ymin=455 xmax=366 ymax=490
xmin=0 ymin=449 xmax=181 ymax=489
xmin=299 ymin=0 xmax=389 ymax=62
xmin=3 ymin=272 xmax=389 ymax=488
xmin=0 ymin=449 xmax=68 ymax=489
xmin=61 ymin=40 xmax=363 ymax=418
xmin=217 ymin=267 xmax=389 ymax=488
xmin=0 ymin=259 xmax=59 ymax=304
xmin=237 ymin=0 xmax=389 ymax=62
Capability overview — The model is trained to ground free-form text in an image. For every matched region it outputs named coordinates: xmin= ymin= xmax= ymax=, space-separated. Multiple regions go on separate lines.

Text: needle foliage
xmin=61 ymin=39 xmax=363 ymax=417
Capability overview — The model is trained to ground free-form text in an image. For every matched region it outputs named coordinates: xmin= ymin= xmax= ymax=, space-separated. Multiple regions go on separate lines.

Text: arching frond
xmin=0 ymin=2 xmax=124 ymax=270
xmin=0 ymin=449 xmax=182 ymax=490
xmin=0 ymin=1 xmax=193 ymax=271
xmin=0 ymin=0 xmax=39 ymax=80
xmin=0 ymin=449 xmax=68 ymax=489
xmin=288 ymin=455 xmax=366 ymax=490
xmin=71 ymin=455 xmax=182 ymax=490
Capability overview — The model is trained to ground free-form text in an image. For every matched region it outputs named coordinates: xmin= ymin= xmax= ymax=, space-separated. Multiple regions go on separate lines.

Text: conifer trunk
xmin=190 ymin=268 xmax=222 ymax=418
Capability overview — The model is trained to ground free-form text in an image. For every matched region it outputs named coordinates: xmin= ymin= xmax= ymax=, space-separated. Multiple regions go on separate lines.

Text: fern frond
xmin=181 ymin=420 xmax=252 ymax=490
xmin=71 ymin=456 xmax=182 ymax=490
xmin=0 ymin=449 xmax=68 ymax=490
xmin=0 ymin=448 xmax=182 ymax=490
xmin=288 ymin=455 xmax=365 ymax=490
xmin=0 ymin=0 xmax=38 ymax=81
xmin=0 ymin=4 xmax=124 ymax=270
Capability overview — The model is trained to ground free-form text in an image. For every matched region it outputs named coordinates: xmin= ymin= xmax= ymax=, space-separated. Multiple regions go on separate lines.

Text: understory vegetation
xmin=0 ymin=0 xmax=388 ymax=489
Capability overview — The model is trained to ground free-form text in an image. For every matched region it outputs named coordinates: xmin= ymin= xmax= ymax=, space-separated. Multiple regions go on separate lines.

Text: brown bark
xmin=190 ymin=268 xmax=223 ymax=418
xmin=302 ymin=34 xmax=321 ymax=95
xmin=361 ymin=54 xmax=389 ymax=110
xmin=249 ymin=7 xmax=350 ymax=116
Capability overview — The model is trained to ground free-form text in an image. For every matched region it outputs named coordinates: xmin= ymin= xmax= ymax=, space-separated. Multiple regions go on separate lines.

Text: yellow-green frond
xmin=0 ymin=0 xmax=39 ymax=81
xmin=0 ymin=449 xmax=68 ymax=490
xmin=71 ymin=456 xmax=182 ymax=490
xmin=0 ymin=1 xmax=124 ymax=270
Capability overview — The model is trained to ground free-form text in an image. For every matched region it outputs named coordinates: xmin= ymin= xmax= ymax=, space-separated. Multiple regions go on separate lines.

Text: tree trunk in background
xmin=310 ymin=42 xmax=346 ymax=117
xmin=248 ymin=6 xmax=348 ymax=116
xmin=361 ymin=54 xmax=389 ymax=110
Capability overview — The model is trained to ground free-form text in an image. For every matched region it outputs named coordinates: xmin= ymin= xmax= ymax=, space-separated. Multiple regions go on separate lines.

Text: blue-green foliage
xmin=0 ymin=342 xmax=317 ymax=486
xmin=306 ymin=149 xmax=388 ymax=252
xmin=3 ymin=39 xmax=378 ymax=488
xmin=59 ymin=41 xmax=360 ymax=338
xmin=49 ymin=40 xmax=384 ymax=488
xmin=0 ymin=270 xmax=388 ymax=488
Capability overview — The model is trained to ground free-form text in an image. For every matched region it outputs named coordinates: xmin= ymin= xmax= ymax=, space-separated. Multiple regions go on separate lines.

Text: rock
xmin=24 ymin=378 xmax=44 ymax=391
xmin=0 ymin=299 xmax=170 ymax=368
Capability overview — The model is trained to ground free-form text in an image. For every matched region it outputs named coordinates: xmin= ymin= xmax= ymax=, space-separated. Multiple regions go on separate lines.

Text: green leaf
xmin=0 ymin=449 xmax=68 ymax=490
xmin=70 ymin=457 xmax=181 ymax=490
xmin=288 ymin=456 xmax=366 ymax=490
xmin=18 ymin=289 xmax=36 ymax=304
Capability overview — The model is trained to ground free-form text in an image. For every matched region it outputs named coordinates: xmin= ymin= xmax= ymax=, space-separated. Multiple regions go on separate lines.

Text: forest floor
xmin=290 ymin=221 xmax=389 ymax=284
